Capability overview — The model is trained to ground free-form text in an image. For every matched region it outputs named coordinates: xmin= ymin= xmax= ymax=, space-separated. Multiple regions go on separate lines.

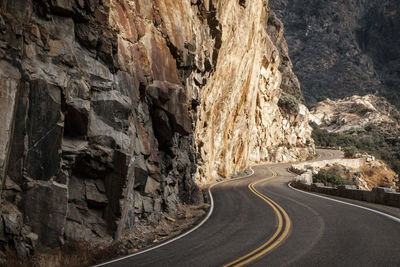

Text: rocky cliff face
xmin=269 ymin=0 xmax=400 ymax=107
xmin=0 ymin=0 xmax=314 ymax=258
xmin=194 ymin=3 xmax=314 ymax=182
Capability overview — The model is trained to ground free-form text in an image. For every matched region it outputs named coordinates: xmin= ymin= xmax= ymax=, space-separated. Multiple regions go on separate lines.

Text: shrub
xmin=310 ymin=121 xmax=400 ymax=178
xmin=278 ymin=92 xmax=300 ymax=114
xmin=230 ymin=168 xmax=252 ymax=178
xmin=313 ymin=168 xmax=353 ymax=187
xmin=343 ymin=146 xmax=358 ymax=158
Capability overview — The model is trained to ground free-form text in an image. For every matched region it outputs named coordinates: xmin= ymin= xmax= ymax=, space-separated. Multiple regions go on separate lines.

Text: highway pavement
xmin=99 ymin=149 xmax=400 ymax=267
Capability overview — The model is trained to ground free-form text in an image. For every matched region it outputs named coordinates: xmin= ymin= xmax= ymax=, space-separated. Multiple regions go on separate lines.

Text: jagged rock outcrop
xmin=0 ymin=0 xmax=314 ymax=259
xmin=292 ymin=153 xmax=399 ymax=191
xmin=194 ymin=5 xmax=314 ymax=182
xmin=270 ymin=0 xmax=400 ymax=107
xmin=310 ymin=94 xmax=400 ymax=132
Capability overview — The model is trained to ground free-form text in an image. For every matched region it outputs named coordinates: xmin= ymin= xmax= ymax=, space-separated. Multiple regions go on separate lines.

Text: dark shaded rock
xmin=91 ymin=90 xmax=132 ymax=131
xmin=5 ymin=177 xmax=22 ymax=192
xmin=68 ymin=176 xmax=86 ymax=204
xmin=134 ymin=166 xmax=148 ymax=193
xmin=66 ymin=204 xmax=83 ymax=224
xmin=25 ymin=79 xmax=63 ymax=181
xmin=49 ymin=0 xmax=75 ymax=16
xmin=151 ymin=107 xmax=173 ymax=148
xmin=64 ymin=99 xmax=89 ymax=137
xmin=85 ymin=180 xmax=108 ymax=208
xmin=75 ymin=22 xmax=98 ymax=49
xmin=2 ymin=209 xmax=22 ymax=235
xmin=144 ymin=177 xmax=160 ymax=195
xmin=64 ymin=220 xmax=97 ymax=242
xmin=0 ymin=215 xmax=5 ymax=242
xmin=21 ymin=182 xmax=67 ymax=250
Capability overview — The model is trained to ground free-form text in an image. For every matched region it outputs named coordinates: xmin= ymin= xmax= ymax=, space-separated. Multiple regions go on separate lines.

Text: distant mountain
xmin=270 ymin=0 xmax=400 ymax=108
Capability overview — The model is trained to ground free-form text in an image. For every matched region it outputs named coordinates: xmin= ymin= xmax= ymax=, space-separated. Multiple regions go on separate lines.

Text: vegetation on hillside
xmin=278 ymin=92 xmax=300 ymax=114
xmin=310 ymin=121 xmax=400 ymax=177
xmin=312 ymin=167 xmax=356 ymax=187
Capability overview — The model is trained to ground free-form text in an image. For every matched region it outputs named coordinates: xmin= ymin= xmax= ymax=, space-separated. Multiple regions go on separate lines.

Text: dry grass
xmin=360 ymin=164 xmax=399 ymax=190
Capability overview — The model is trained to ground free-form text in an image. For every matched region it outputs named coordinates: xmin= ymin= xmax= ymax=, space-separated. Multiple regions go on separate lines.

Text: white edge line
xmin=95 ymin=167 xmax=255 ymax=266
xmin=288 ymin=182 xmax=400 ymax=224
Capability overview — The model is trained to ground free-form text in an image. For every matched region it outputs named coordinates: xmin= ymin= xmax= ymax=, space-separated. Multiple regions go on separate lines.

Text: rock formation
xmin=292 ymin=153 xmax=399 ymax=191
xmin=310 ymin=94 xmax=400 ymax=132
xmin=0 ymin=0 xmax=314 ymax=259
xmin=269 ymin=0 xmax=400 ymax=107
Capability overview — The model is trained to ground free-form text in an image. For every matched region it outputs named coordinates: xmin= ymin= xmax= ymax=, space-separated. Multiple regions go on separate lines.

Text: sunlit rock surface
xmin=0 ymin=0 xmax=314 ymax=257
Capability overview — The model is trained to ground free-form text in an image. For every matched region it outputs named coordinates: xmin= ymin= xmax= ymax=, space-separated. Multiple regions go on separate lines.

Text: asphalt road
xmin=101 ymin=149 xmax=400 ymax=267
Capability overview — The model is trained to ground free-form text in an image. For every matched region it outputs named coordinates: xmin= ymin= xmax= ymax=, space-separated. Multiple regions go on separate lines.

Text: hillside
xmin=310 ymin=95 xmax=400 ymax=181
xmin=270 ymin=0 xmax=400 ymax=108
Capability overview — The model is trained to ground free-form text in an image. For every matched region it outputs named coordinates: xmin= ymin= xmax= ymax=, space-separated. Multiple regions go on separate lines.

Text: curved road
xmin=101 ymin=149 xmax=400 ymax=266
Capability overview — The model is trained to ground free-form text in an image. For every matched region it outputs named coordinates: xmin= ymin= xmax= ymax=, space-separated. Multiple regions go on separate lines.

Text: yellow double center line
xmin=224 ymin=168 xmax=292 ymax=267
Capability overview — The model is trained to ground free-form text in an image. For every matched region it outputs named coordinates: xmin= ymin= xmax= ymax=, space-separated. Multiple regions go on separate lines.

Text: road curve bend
xmin=99 ymin=149 xmax=400 ymax=267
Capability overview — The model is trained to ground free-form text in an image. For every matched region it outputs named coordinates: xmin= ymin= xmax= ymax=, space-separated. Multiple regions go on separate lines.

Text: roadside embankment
xmin=291 ymin=182 xmax=400 ymax=208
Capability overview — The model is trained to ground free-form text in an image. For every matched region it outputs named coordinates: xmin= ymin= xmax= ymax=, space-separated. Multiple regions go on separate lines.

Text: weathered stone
xmin=142 ymin=196 xmax=154 ymax=213
xmin=66 ymin=204 xmax=83 ymax=224
xmin=134 ymin=190 xmax=143 ymax=214
xmin=49 ymin=0 xmax=75 ymax=16
xmin=2 ymin=209 xmax=22 ymax=235
xmin=64 ymin=98 xmax=90 ymax=137
xmin=21 ymin=182 xmax=68 ymax=250
xmin=95 ymin=179 xmax=106 ymax=193
xmin=64 ymin=220 xmax=97 ymax=242
xmin=0 ymin=60 xmax=20 ymax=183
xmin=68 ymin=176 xmax=86 ymax=204
xmin=144 ymin=177 xmax=160 ymax=195
xmin=0 ymin=215 xmax=5 ymax=242
xmin=134 ymin=166 xmax=148 ymax=193
xmin=25 ymin=79 xmax=63 ymax=181
xmin=13 ymin=237 xmax=30 ymax=259
xmin=85 ymin=180 xmax=108 ymax=207
xmin=91 ymin=90 xmax=132 ymax=131
xmin=5 ymin=177 xmax=22 ymax=192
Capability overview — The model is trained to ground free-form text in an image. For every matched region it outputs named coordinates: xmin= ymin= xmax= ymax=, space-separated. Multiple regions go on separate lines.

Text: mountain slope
xmin=270 ymin=0 xmax=400 ymax=107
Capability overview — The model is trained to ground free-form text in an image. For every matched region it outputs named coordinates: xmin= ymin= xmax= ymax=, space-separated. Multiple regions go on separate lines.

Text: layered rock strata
xmin=0 ymin=0 xmax=314 ymax=258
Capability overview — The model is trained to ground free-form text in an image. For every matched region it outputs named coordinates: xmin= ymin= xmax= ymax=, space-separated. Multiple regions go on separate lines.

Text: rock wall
xmin=0 ymin=0 xmax=314 ymax=258
xmin=195 ymin=5 xmax=314 ymax=181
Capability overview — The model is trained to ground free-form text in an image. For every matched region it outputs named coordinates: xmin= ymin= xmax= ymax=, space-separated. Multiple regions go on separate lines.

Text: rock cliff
xmin=0 ymin=0 xmax=314 ymax=259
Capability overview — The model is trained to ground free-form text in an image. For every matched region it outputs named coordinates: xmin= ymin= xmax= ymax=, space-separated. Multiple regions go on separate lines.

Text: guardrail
xmin=291 ymin=182 xmax=400 ymax=208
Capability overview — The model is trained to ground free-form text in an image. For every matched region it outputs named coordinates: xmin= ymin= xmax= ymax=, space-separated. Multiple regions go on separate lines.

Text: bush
xmin=313 ymin=168 xmax=353 ymax=187
xmin=310 ymin=121 xmax=400 ymax=178
xmin=278 ymin=92 xmax=300 ymax=114
xmin=230 ymin=168 xmax=252 ymax=178
xmin=343 ymin=146 xmax=358 ymax=158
